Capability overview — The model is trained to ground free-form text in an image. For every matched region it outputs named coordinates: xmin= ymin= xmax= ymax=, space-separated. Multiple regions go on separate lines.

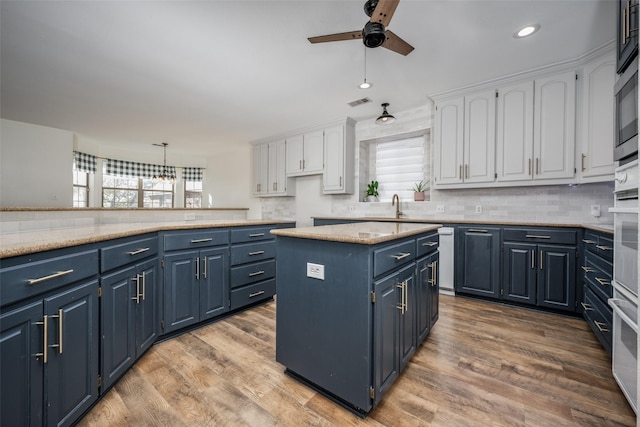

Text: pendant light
xmin=376 ymin=103 xmax=396 ymax=125
xmin=152 ymin=142 xmax=176 ymax=183
xmin=359 ymin=46 xmax=372 ymax=89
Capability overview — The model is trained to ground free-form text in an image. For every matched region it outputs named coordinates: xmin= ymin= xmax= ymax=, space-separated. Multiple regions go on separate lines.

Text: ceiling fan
xmin=308 ymin=0 xmax=414 ymax=56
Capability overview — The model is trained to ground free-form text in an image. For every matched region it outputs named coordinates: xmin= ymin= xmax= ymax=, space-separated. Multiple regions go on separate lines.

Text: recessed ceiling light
xmin=514 ymin=24 xmax=540 ymax=38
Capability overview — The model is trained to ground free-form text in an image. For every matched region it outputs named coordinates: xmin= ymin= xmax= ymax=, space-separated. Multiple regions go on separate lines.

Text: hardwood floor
xmin=78 ymin=295 xmax=636 ymax=426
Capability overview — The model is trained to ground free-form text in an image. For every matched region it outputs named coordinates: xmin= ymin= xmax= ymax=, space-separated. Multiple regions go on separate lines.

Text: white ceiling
xmin=1 ymin=0 xmax=616 ymax=156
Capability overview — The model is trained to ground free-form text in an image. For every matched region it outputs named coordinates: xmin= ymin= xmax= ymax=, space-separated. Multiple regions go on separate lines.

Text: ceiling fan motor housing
xmin=363 ymin=0 xmax=379 ymax=17
xmin=362 ymin=21 xmax=386 ymax=48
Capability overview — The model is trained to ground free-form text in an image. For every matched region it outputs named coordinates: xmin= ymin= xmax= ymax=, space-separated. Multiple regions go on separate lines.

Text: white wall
xmin=1 ymin=119 xmax=74 ymax=207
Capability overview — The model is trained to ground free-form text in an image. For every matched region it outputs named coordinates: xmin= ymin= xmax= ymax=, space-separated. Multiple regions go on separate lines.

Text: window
xmin=72 ymin=163 xmax=89 ymax=207
xmin=374 ymin=135 xmax=428 ymax=202
xmin=102 ymin=171 xmax=174 ymax=208
xmin=185 ymin=181 xmax=202 ymax=208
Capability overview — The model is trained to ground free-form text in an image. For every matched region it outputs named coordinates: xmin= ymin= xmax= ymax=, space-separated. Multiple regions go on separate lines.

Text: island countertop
xmin=270 ymin=221 xmax=442 ymax=245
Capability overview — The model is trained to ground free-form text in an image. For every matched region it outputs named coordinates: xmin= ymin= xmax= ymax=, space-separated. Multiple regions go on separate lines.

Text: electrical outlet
xmin=348 ymin=205 xmax=355 ymax=212
xmin=307 ymin=262 xmax=325 ymax=280
xmin=184 ymin=213 xmax=196 ymax=221
xmin=475 ymin=205 xmax=482 ymax=214
xmin=591 ymin=205 xmax=601 ymax=217
xmin=436 ymin=205 xmax=445 ymax=213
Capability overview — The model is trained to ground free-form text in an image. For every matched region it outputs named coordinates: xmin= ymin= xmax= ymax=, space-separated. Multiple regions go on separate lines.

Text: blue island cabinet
xmin=273 ymin=222 xmax=439 ymax=417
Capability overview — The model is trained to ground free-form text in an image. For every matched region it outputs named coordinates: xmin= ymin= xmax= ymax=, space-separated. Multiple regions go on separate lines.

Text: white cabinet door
xmin=533 ymin=71 xmax=576 ymax=180
xmin=580 ymin=53 xmax=615 ymax=180
xmin=323 ymin=125 xmax=345 ymax=193
xmin=464 ymin=90 xmax=496 ymax=184
xmin=303 ymin=130 xmax=324 ymax=174
xmin=496 ymin=81 xmax=534 ymax=182
xmin=286 ymin=134 xmax=304 ymax=175
xmin=252 ymin=144 xmax=268 ymax=195
xmin=268 ymin=140 xmax=290 ymax=195
xmin=434 ymin=97 xmax=464 ymax=185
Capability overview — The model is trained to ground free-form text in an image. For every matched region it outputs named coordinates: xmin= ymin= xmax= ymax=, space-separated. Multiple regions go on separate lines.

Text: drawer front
xmin=229 ymin=279 xmax=276 ymax=310
xmin=100 ymin=236 xmax=158 ymax=273
xmin=595 ymin=234 xmax=613 ymax=262
xmin=230 ymin=226 xmax=275 ymax=244
xmin=231 ymin=241 xmax=276 ymax=266
xmin=230 ymin=260 xmax=276 ymax=288
xmin=373 ymin=239 xmax=415 ymax=278
xmin=416 ymin=233 xmax=439 ymax=258
xmin=502 ymin=228 xmax=577 ymax=245
xmin=1 ymin=249 xmax=99 ymax=306
xmin=583 ymin=253 xmax=613 ymax=302
xmin=582 ymin=231 xmax=599 ymax=254
xmin=163 ymin=229 xmax=229 ymax=251
xmin=583 ymin=286 xmax=612 ymax=353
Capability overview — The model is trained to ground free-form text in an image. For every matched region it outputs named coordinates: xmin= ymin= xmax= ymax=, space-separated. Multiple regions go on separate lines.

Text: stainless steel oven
xmin=609 ymin=287 xmax=638 ymax=413
xmin=614 ymin=60 xmax=638 ymax=162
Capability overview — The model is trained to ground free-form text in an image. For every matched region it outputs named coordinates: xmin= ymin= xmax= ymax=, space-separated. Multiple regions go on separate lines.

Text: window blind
xmin=105 ymin=158 xmax=176 ymax=179
xmin=73 ymin=151 xmax=97 ymax=173
xmin=182 ymin=167 xmax=203 ymax=182
xmin=375 ymin=136 xmax=424 ymax=202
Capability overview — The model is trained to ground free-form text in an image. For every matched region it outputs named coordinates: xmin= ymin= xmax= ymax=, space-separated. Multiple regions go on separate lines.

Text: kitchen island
xmin=271 ymin=222 xmax=441 ymax=416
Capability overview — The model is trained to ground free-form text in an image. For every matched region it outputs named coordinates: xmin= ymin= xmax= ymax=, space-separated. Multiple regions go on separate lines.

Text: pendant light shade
xmin=376 ymin=103 xmax=396 ymax=125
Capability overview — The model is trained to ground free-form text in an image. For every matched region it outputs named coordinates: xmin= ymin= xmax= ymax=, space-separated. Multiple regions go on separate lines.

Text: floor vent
xmin=347 ymin=97 xmax=372 ymax=107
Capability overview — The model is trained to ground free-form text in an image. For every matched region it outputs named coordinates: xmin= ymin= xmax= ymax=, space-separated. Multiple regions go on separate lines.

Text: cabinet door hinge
xmin=161 ymin=259 xmax=165 ymax=269
xmin=98 ymin=287 xmax=102 ymax=298
xmin=97 ymin=375 xmax=102 ymax=389
xmin=370 ymin=386 xmax=375 ymax=399
xmin=161 ymin=320 xmax=165 ymax=330
xmin=371 ymin=291 xmax=376 ymax=303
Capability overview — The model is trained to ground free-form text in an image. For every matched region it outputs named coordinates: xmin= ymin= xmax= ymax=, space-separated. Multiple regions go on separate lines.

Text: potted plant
xmin=411 ymin=180 xmax=428 ymax=201
xmin=364 ymin=180 xmax=379 ymax=202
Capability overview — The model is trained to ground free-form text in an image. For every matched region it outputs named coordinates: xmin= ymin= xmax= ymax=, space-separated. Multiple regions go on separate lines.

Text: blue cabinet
xmin=455 ymin=226 xmax=501 ymax=298
xmin=502 ymin=242 xmax=537 ymax=304
xmin=417 ymin=250 xmax=439 ymax=345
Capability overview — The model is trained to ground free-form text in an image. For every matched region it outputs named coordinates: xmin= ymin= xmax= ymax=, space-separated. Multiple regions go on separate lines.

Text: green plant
xmin=365 ymin=180 xmax=379 ymax=198
xmin=411 ymin=180 xmax=428 ymax=192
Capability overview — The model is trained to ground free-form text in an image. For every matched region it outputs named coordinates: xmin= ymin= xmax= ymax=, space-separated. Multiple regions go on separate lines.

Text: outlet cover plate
xmin=307 ymin=262 xmax=325 ymax=280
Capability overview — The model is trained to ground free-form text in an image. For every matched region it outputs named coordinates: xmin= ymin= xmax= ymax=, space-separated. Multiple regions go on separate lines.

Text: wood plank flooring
xmin=78 ymin=295 xmax=636 ymax=426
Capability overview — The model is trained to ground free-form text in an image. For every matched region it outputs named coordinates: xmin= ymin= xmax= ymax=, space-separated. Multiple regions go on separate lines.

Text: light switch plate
xmin=307 ymin=263 xmax=325 ymax=280
xmin=475 ymin=205 xmax=482 ymax=214
xmin=591 ymin=205 xmax=601 ymax=217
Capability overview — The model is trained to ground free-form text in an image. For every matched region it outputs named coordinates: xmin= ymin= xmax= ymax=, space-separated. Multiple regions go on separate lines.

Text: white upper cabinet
xmin=464 ymin=90 xmax=496 ymax=184
xmin=252 ymin=144 xmax=269 ymax=195
xmin=496 ymin=81 xmax=534 ymax=182
xmin=252 ymin=140 xmax=293 ymax=197
xmin=579 ymin=52 xmax=616 ymax=181
xmin=533 ymin=70 xmax=576 ymax=181
xmin=434 ymin=97 xmax=465 ymax=185
xmin=323 ymin=120 xmax=355 ymax=194
xmin=286 ymin=130 xmax=324 ymax=176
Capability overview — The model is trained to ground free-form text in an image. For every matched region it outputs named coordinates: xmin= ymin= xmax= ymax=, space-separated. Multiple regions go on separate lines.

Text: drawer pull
xmin=429 ymin=261 xmax=438 ymax=286
xmin=594 ymin=321 xmax=609 ymax=333
xmin=581 ymin=266 xmax=595 ymax=273
xmin=596 ymin=245 xmax=612 ymax=251
xmin=203 ymin=257 xmax=207 ymax=279
xmin=249 ymin=270 xmax=265 ymax=277
xmin=249 ymin=290 xmax=265 ymax=298
xmin=190 ymin=238 xmax=213 ymax=243
xmin=595 ymin=277 xmax=610 ymax=286
xmin=35 ymin=315 xmax=48 ymax=364
xmin=582 ymin=239 xmax=596 ymax=244
xmin=249 ymin=250 xmax=265 ymax=256
xmin=526 ymin=234 xmax=551 ymax=239
xmin=132 ymin=275 xmax=141 ymax=303
xmin=28 ymin=269 xmax=74 ymax=285
xmin=128 ymin=247 xmax=150 ymax=256
xmin=581 ymin=302 xmax=593 ymax=311
xmin=49 ymin=309 xmax=63 ymax=354
xmin=392 ymin=252 xmax=411 ymax=261
xmin=468 ymin=229 xmax=488 ymax=233
xmin=249 ymin=233 xmax=265 ymax=237
xmin=422 ymin=241 xmax=438 ymax=247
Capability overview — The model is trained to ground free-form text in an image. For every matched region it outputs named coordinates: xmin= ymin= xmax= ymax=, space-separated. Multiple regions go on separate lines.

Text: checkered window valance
xmin=73 ymin=151 xmax=97 ymax=173
xmin=182 ymin=167 xmax=203 ymax=182
xmin=105 ymin=158 xmax=177 ymax=179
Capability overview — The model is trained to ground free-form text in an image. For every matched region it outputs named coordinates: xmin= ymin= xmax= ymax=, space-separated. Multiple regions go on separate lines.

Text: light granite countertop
xmin=270 ymin=222 xmax=442 ymax=245
xmin=311 ymin=216 xmax=614 ymax=235
xmin=0 ymin=220 xmax=295 ymax=259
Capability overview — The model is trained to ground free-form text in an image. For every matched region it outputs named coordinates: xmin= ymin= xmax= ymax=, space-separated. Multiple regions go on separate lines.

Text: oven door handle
xmin=608 ymin=298 xmax=639 ymax=333
xmin=608 ymin=207 xmax=639 ymax=214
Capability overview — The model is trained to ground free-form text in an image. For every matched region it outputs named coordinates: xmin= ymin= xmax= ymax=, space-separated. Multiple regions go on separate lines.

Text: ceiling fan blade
xmin=308 ymin=31 xmax=363 ymax=44
xmin=382 ymin=30 xmax=414 ymax=56
xmin=370 ymin=0 xmax=400 ymax=27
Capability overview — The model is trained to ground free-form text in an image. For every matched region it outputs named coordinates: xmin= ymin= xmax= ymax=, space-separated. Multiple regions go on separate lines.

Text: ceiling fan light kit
xmin=152 ymin=142 xmax=176 ymax=183
xmin=376 ymin=103 xmax=396 ymax=125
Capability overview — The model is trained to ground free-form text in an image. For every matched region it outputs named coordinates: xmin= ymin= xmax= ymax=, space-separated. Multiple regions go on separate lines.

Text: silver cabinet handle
xmin=28 ymin=269 xmax=74 ymax=285
xmin=531 ymin=250 xmax=535 ymax=269
xmin=594 ymin=321 xmax=609 ymax=333
xmin=249 ymin=233 xmax=265 ymax=237
xmin=595 ymin=277 xmax=610 ymax=286
xmin=582 ymin=239 xmax=596 ymax=244
xmin=581 ymin=153 xmax=586 ymax=172
xmin=581 ymin=266 xmax=595 ymax=273
xmin=203 ymin=257 xmax=207 ymax=279
xmin=128 ymin=247 xmax=150 ymax=256
xmin=468 ymin=229 xmax=488 ymax=233
xmin=132 ymin=275 xmax=141 ymax=303
xmin=195 ymin=257 xmax=200 ymax=280
xmin=596 ymin=245 xmax=612 ymax=251
xmin=539 ymin=250 xmax=543 ymax=270
xmin=392 ymin=252 xmax=411 ymax=261
xmin=422 ymin=241 xmax=438 ymax=247
xmin=249 ymin=290 xmax=265 ymax=298
xmin=49 ymin=309 xmax=63 ymax=354
xmin=35 ymin=315 xmax=49 ymax=364
xmin=581 ymin=302 xmax=593 ymax=311
xmin=191 ymin=238 xmax=213 ymax=243
xmin=249 ymin=250 xmax=265 ymax=256
xmin=249 ymin=270 xmax=265 ymax=277
xmin=142 ymin=271 xmax=146 ymax=301
xmin=536 ymin=158 xmax=539 ymax=175
xmin=526 ymin=234 xmax=551 ymax=239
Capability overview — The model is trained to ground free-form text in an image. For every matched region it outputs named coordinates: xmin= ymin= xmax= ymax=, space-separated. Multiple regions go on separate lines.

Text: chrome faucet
xmin=392 ymin=194 xmax=402 ymax=219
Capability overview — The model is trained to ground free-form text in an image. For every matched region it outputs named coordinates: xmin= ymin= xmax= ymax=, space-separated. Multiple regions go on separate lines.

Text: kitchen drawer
xmin=229 ymin=278 xmax=276 ymax=310
xmin=1 ymin=249 xmax=99 ymax=307
xmin=163 ymin=229 xmax=229 ymax=251
xmin=231 ymin=226 xmax=275 ymax=244
xmin=230 ymin=259 xmax=276 ymax=289
xmin=416 ymin=233 xmax=439 ymax=258
xmin=373 ymin=239 xmax=415 ymax=278
xmin=583 ymin=253 xmax=613 ymax=302
xmin=231 ymin=241 xmax=276 ymax=266
xmin=502 ymin=228 xmax=577 ymax=245
xmin=582 ymin=231 xmax=614 ymax=262
xmin=583 ymin=286 xmax=612 ymax=355
xmin=100 ymin=235 xmax=158 ymax=273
